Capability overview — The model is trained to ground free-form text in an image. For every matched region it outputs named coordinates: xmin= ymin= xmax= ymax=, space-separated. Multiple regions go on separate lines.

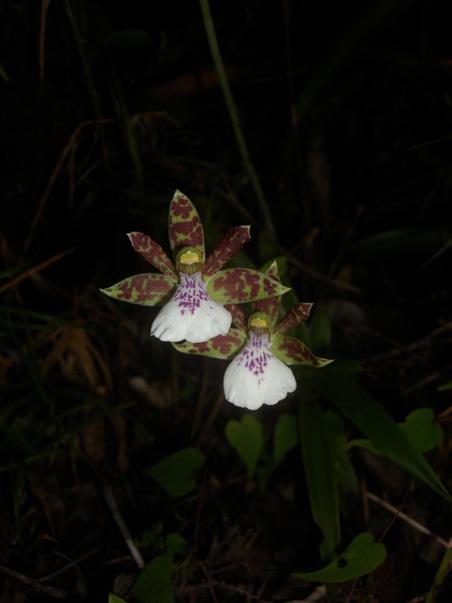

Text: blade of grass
xmin=199 ymin=0 xmax=276 ymax=240
xmin=299 ymin=394 xmax=341 ymax=558
xmin=0 ymin=249 xmax=74 ymax=295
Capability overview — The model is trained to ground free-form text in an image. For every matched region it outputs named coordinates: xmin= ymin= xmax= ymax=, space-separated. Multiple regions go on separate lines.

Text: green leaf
xmin=311 ymin=372 xmax=450 ymax=500
xmin=401 ymin=408 xmax=443 ymax=453
xmin=100 ymin=273 xmax=175 ymax=306
xmin=308 ymin=303 xmax=332 ymax=354
xmin=299 ymin=396 xmax=340 ymax=557
xmin=351 ymin=408 xmax=443 ymax=455
xmin=168 ymin=190 xmax=205 ymax=259
xmin=147 ymin=447 xmax=204 ymax=498
xmin=273 ymin=413 xmax=297 ymax=464
xmin=204 ymin=225 xmax=251 ymax=277
xmin=165 ymin=533 xmax=187 ymax=556
xmin=272 ymin=333 xmax=333 ymax=367
xmin=438 ymin=380 xmax=452 ymax=392
xmin=225 ymin=415 xmax=263 ymax=477
xmin=427 ymin=547 xmax=452 ymax=603
xmin=109 ymin=595 xmax=127 ymax=603
xmin=324 ymin=410 xmax=359 ymax=495
xmin=206 ymin=268 xmax=290 ymax=305
xmin=294 ymin=532 xmax=386 ymax=583
xmin=173 ymin=328 xmax=246 ymax=359
xmin=132 ymin=554 xmax=174 ymax=603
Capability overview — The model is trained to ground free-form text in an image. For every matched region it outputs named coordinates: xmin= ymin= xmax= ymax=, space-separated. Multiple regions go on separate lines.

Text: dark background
xmin=1 ymin=1 xmax=452 ymax=601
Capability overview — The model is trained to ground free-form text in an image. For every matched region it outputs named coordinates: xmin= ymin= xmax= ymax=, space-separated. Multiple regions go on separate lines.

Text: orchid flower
xmin=100 ymin=191 xmax=289 ymax=343
xmin=174 ymin=261 xmax=333 ymax=409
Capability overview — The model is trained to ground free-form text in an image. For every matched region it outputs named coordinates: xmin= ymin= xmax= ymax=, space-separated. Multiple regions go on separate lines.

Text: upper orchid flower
xmin=174 ymin=261 xmax=333 ymax=409
xmin=100 ymin=191 xmax=289 ymax=343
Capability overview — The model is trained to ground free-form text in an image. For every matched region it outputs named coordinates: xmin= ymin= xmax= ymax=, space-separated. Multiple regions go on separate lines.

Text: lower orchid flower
xmin=100 ymin=190 xmax=289 ymax=344
xmin=223 ymin=313 xmax=296 ymax=410
xmin=173 ymin=261 xmax=333 ymax=410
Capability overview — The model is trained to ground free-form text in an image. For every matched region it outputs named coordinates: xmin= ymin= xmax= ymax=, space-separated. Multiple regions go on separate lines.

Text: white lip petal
xmin=150 ymin=272 xmax=232 ymax=343
xmin=223 ymin=332 xmax=296 ymax=410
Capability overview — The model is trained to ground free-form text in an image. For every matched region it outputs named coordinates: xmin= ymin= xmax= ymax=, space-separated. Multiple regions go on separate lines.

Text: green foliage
xmin=225 ymin=414 xmax=263 ymax=477
xmin=257 ymin=413 xmax=298 ymax=492
xmin=351 ymin=408 xmax=443 ymax=454
xmin=401 ymin=408 xmax=443 ymax=452
xmin=165 ymin=533 xmax=187 ymax=556
xmin=147 ymin=447 xmax=204 ymax=498
xmin=426 ymin=547 xmax=452 ymax=602
xmin=132 ymin=533 xmax=186 ymax=603
xmin=133 ymin=554 xmax=174 ymax=603
xmin=299 ymin=396 xmax=340 ymax=558
xmin=311 ymin=371 xmax=450 ymax=500
xmin=437 ymin=380 xmax=452 ymax=392
xmin=273 ymin=413 xmax=298 ymax=464
xmin=294 ymin=532 xmax=386 ymax=583
xmin=108 ymin=595 xmax=127 ymax=603
xmin=324 ymin=410 xmax=359 ymax=495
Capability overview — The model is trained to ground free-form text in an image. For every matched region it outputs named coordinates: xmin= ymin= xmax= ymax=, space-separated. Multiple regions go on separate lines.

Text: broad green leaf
xmin=351 ymin=408 xmax=443 ymax=455
xmin=311 ymin=372 xmax=450 ymax=500
xmin=401 ymin=408 xmax=443 ymax=453
xmin=127 ymin=232 xmax=177 ymax=280
xmin=206 ymin=268 xmax=290 ymax=305
xmin=273 ymin=413 xmax=297 ymax=464
xmin=204 ymin=225 xmax=251 ymax=277
xmin=168 ymin=190 xmax=205 ymax=259
xmin=133 ymin=554 xmax=174 ymax=603
xmin=299 ymin=396 xmax=340 ymax=557
xmin=166 ymin=533 xmax=187 ymax=556
xmin=147 ymin=447 xmax=204 ymax=498
xmin=294 ymin=532 xmax=386 ymax=583
xmin=109 ymin=595 xmax=127 ymax=603
xmin=272 ymin=333 xmax=333 ymax=367
xmin=273 ymin=302 xmax=313 ymax=335
xmin=255 ymin=260 xmax=283 ymax=327
xmin=173 ymin=328 xmax=246 ymax=359
xmin=225 ymin=415 xmax=263 ymax=477
xmin=100 ymin=273 xmax=174 ymax=306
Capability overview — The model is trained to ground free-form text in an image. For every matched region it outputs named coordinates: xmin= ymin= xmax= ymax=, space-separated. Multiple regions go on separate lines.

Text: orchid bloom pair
xmin=101 ymin=191 xmax=332 ymax=410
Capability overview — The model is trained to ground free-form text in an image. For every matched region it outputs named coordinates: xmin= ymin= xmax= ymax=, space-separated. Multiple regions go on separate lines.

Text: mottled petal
xmin=168 ymin=190 xmax=205 ymax=259
xmin=127 ymin=232 xmax=177 ymax=281
xmin=151 ymin=272 xmax=231 ymax=343
xmin=100 ymin=273 xmax=174 ymax=306
xmin=271 ymin=333 xmax=333 ymax=367
xmin=203 ymin=225 xmax=251 ymax=277
xmin=224 ymin=332 xmax=296 ymax=410
xmin=206 ymin=268 xmax=290 ymax=305
xmin=255 ymin=260 xmax=282 ymax=327
xmin=274 ymin=302 xmax=313 ymax=334
xmin=225 ymin=304 xmax=246 ymax=330
xmin=173 ymin=328 xmax=246 ymax=359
